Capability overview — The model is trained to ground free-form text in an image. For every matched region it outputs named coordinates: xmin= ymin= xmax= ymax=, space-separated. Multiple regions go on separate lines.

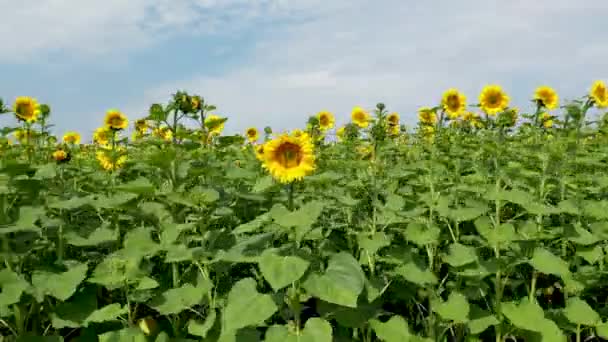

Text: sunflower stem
xmin=288 ymin=182 xmax=295 ymax=211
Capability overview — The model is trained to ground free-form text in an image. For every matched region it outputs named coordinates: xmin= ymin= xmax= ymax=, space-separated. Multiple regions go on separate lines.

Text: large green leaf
xmin=258 ymin=249 xmax=310 ymax=292
xmin=403 ymin=223 xmax=440 ymax=247
xmin=32 ymin=263 xmax=88 ymax=301
xmin=0 ymin=269 xmax=30 ymax=307
xmin=394 ymin=262 xmax=437 ymax=286
xmin=303 ymin=252 xmax=365 ymax=308
xmin=370 ymin=315 xmax=411 ymax=342
xmin=188 ymin=309 xmax=217 ymax=338
xmin=264 ymin=318 xmax=332 ymax=342
xmin=271 ymin=201 xmax=325 ymax=241
xmin=529 ymin=248 xmax=571 ymax=277
xmin=563 ymin=297 xmax=600 ymax=326
xmin=443 ymin=243 xmax=477 ymax=267
xmin=149 ymin=282 xmax=210 ymax=315
xmin=432 ymin=292 xmax=469 ymax=323
xmin=221 ymin=278 xmax=277 ymax=336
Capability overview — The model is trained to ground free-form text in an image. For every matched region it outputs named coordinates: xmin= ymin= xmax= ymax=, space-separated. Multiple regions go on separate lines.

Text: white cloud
xmin=124 ymin=0 xmax=608 ymax=134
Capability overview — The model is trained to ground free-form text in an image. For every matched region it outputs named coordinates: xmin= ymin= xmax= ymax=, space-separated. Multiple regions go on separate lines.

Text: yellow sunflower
xmin=351 ymin=107 xmax=371 ymax=128
xmin=533 ymin=86 xmax=559 ymax=110
xmin=262 ymin=132 xmax=315 ymax=183
xmin=388 ymin=124 xmax=400 ymax=136
xmin=96 ymin=147 xmax=127 ymax=171
xmin=479 ymin=85 xmax=510 ymax=115
xmin=245 ymin=127 xmax=259 ymax=142
xmin=135 ymin=119 xmax=148 ymax=133
xmin=104 ymin=109 xmax=128 ymax=130
xmin=336 ymin=126 xmax=346 ymax=141
xmin=14 ymin=129 xmax=34 ymax=144
xmin=52 ymin=149 xmax=69 ymax=162
xmin=93 ymin=127 xmax=112 ymax=146
xmin=418 ymin=107 xmax=437 ymax=125
xmin=63 ymin=131 xmax=81 ymax=145
xmin=205 ymin=115 xmax=225 ymax=135
xmin=317 ymin=111 xmax=335 ymax=130
xmin=590 ymin=80 xmax=608 ymax=108
xmin=255 ymin=144 xmax=265 ymax=161
xmin=541 ymin=112 xmax=553 ymax=128
xmin=13 ymin=96 xmax=41 ymax=123
xmin=441 ymin=88 xmax=467 ymax=119
xmin=386 ymin=112 xmax=400 ymax=126
xmin=153 ymin=126 xmax=173 ymax=141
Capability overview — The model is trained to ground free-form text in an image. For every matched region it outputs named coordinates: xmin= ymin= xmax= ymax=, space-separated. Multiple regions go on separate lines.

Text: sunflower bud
xmin=149 ymin=103 xmax=165 ymax=121
xmin=264 ymin=126 xmax=273 ymax=135
xmin=376 ymin=103 xmax=385 ymax=111
xmin=39 ymin=104 xmax=51 ymax=118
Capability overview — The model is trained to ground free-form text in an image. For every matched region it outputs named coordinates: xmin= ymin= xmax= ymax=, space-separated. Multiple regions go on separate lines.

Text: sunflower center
xmin=319 ymin=115 xmax=329 ymax=126
xmin=16 ymin=103 xmax=34 ymax=117
xmin=446 ymin=95 xmax=460 ymax=109
xmin=594 ymin=87 xmax=607 ymax=101
xmin=354 ymin=112 xmax=365 ymax=122
xmin=486 ymin=92 xmax=501 ymax=107
xmin=275 ymin=143 xmax=302 ymax=169
xmin=109 ymin=116 xmax=123 ymax=126
xmin=247 ymin=129 xmax=256 ymax=137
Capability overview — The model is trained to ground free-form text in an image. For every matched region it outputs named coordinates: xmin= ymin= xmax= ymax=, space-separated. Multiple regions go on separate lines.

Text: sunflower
xmin=104 ymin=109 xmax=128 ymax=130
xmin=245 ymin=127 xmax=259 ymax=142
xmin=479 ymin=85 xmax=510 ymax=115
xmin=255 ymin=144 xmax=265 ymax=161
xmin=336 ymin=126 xmax=346 ymax=141
xmin=262 ymin=132 xmax=315 ymax=183
xmin=441 ymin=89 xmax=467 ymax=119
xmin=63 ymin=131 xmax=81 ymax=145
xmin=134 ymin=119 xmax=148 ymax=133
xmin=14 ymin=129 xmax=34 ymax=144
xmin=533 ymin=86 xmax=559 ymax=110
xmin=93 ymin=127 xmax=112 ymax=146
xmin=205 ymin=115 xmax=225 ymax=135
xmin=96 ymin=147 xmax=127 ymax=171
xmin=388 ymin=124 xmax=400 ymax=136
xmin=541 ymin=112 xmax=553 ymax=128
xmin=590 ymin=80 xmax=608 ymax=108
xmin=52 ymin=149 xmax=69 ymax=163
xmin=418 ymin=107 xmax=437 ymax=125
xmin=13 ymin=96 xmax=41 ymax=123
xmin=317 ymin=111 xmax=335 ymax=130
xmin=351 ymin=107 xmax=371 ymax=128
xmin=462 ymin=111 xmax=484 ymax=128
xmin=191 ymin=96 xmax=201 ymax=112
xmin=153 ymin=126 xmax=173 ymax=141
xmin=386 ymin=112 xmax=400 ymax=126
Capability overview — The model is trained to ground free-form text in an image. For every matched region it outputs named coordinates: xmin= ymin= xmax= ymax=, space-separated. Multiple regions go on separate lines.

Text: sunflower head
xmin=534 ymin=86 xmax=559 ymax=110
xmin=96 ymin=147 xmax=127 ymax=171
xmin=336 ymin=126 xmax=346 ymax=141
xmin=590 ymin=80 xmax=608 ymax=108
xmin=246 ymin=127 xmax=259 ymax=142
xmin=13 ymin=96 xmax=41 ymax=123
xmin=261 ymin=132 xmax=315 ymax=184
xmin=479 ymin=85 xmax=510 ymax=115
xmin=135 ymin=119 xmax=148 ymax=133
xmin=191 ymin=96 xmax=202 ymax=112
xmin=205 ymin=115 xmax=225 ymax=135
xmin=254 ymin=144 xmax=265 ymax=161
xmin=52 ymin=149 xmax=70 ymax=163
xmin=386 ymin=112 xmax=400 ymax=126
xmin=63 ymin=131 xmax=81 ymax=145
xmin=351 ymin=107 xmax=371 ymax=128
xmin=317 ymin=111 xmax=335 ymax=131
xmin=541 ymin=112 xmax=553 ymax=128
xmin=93 ymin=127 xmax=112 ymax=146
xmin=387 ymin=124 xmax=400 ymax=136
xmin=14 ymin=129 xmax=34 ymax=143
xmin=442 ymin=89 xmax=467 ymax=119
xmin=104 ymin=109 xmax=128 ymax=130
xmin=418 ymin=107 xmax=437 ymax=125
xmin=153 ymin=126 xmax=173 ymax=141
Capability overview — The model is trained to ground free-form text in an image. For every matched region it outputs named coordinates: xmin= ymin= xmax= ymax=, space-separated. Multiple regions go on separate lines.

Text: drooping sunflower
xmin=317 ymin=111 xmax=335 ymax=131
xmin=135 ymin=119 xmax=148 ymax=133
xmin=533 ymin=86 xmax=559 ymax=110
xmin=590 ymin=80 xmax=608 ymax=108
xmin=386 ymin=112 xmax=400 ymax=126
xmin=462 ymin=111 xmax=484 ymax=128
xmin=388 ymin=124 xmax=400 ymax=136
xmin=351 ymin=107 xmax=371 ymax=128
xmin=479 ymin=85 xmax=510 ymax=115
xmin=441 ymin=89 xmax=467 ymax=119
xmin=63 ymin=131 xmax=81 ymax=145
xmin=153 ymin=126 xmax=173 ymax=141
xmin=418 ymin=107 xmax=437 ymax=125
xmin=104 ymin=109 xmax=128 ymax=130
xmin=93 ymin=127 xmax=112 ymax=146
xmin=52 ymin=149 xmax=69 ymax=163
xmin=254 ymin=144 xmax=265 ymax=161
xmin=245 ymin=127 xmax=259 ymax=142
xmin=96 ymin=147 xmax=127 ymax=171
xmin=205 ymin=115 xmax=225 ymax=135
xmin=262 ymin=132 xmax=315 ymax=183
xmin=13 ymin=96 xmax=41 ymax=123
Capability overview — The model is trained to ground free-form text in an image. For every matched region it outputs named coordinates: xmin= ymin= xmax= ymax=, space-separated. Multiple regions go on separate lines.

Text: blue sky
xmin=1 ymin=0 xmax=607 ymax=141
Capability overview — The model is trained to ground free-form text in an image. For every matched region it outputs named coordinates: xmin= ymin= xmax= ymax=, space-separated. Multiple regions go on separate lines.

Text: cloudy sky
xmin=1 ymin=0 xmax=607 ymax=140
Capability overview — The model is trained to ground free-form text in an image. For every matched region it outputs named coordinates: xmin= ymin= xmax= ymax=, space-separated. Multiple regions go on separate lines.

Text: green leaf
xmin=443 ymin=243 xmax=477 ymax=267
xmin=1 ymin=206 xmax=44 ymax=234
xmin=264 ymin=318 xmax=332 ymax=342
xmin=252 ymin=175 xmax=275 ymax=193
xmin=233 ymin=213 xmax=271 ymax=234
xmin=32 ymin=263 xmax=88 ymax=301
xmin=583 ymin=200 xmax=608 ymax=220
xmin=394 ymin=262 xmax=437 ymax=286
xmin=563 ymin=297 xmax=600 ymax=326
xmin=259 ymin=250 xmax=310 ymax=292
xmin=302 ymin=252 xmax=365 ymax=308
xmin=65 ymin=224 xmax=117 ymax=247
xmin=48 ymin=196 xmax=91 ymax=210
xmin=467 ymin=306 xmax=499 ymax=335
xmin=529 ymin=248 xmax=571 ymax=277
xmin=0 ymin=269 xmax=29 ymax=306
xmin=98 ymin=328 xmax=147 ymax=342
xmin=149 ymin=282 xmax=210 ymax=315
xmin=370 ymin=315 xmax=411 ymax=342
xmin=449 ymin=205 xmax=488 ymax=222
xmin=164 ymin=244 xmax=194 ymax=263
xmin=576 ymin=245 xmax=604 ymax=265
xmin=596 ymin=321 xmax=608 ymax=339
xmin=33 ymin=163 xmax=57 ymax=179
xmin=123 ymin=227 xmax=160 ymax=259
xmin=188 ymin=309 xmax=216 ymax=338
xmin=85 ymin=304 xmax=128 ymax=325
xmin=432 ymin=292 xmax=469 ymax=323
xmin=404 ymin=223 xmax=440 ymax=247
xmin=358 ymin=232 xmax=391 ymax=255
xmin=272 ymin=201 xmax=325 ymax=241
xmin=502 ymin=299 xmax=546 ymax=331
xmin=566 ymin=225 xmax=600 ymax=246
xmin=116 ymin=177 xmax=155 ymax=195
xmin=222 ymin=278 xmax=278 ymax=333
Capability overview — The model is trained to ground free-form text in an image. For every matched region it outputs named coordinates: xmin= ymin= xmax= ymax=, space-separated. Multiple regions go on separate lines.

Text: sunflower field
xmin=1 ymin=82 xmax=608 ymax=342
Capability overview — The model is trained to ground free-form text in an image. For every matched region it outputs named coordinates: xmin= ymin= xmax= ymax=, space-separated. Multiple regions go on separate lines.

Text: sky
xmin=1 ymin=0 xmax=607 ymax=141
